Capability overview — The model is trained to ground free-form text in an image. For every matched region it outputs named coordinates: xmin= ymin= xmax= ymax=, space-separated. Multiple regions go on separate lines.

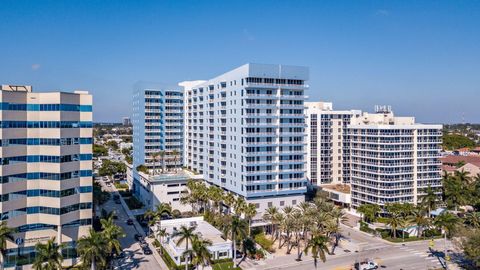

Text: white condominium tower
xmin=306 ymin=101 xmax=361 ymax=185
xmin=183 ymin=63 xmax=309 ymax=213
xmin=132 ymin=83 xmax=184 ymax=172
xmin=0 ymin=85 xmax=93 ymax=268
xmin=349 ymin=106 xmax=442 ymax=209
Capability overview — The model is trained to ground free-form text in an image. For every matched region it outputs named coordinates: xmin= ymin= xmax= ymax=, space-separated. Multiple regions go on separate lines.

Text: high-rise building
xmin=0 ymin=84 xmax=93 ymax=268
xmin=183 ymin=64 xmax=309 ymax=214
xmin=306 ymin=101 xmax=361 ymax=185
xmin=132 ymin=83 xmax=184 ymax=172
xmin=348 ymin=106 xmax=443 ymax=209
xmin=122 ymin=117 xmax=131 ymax=126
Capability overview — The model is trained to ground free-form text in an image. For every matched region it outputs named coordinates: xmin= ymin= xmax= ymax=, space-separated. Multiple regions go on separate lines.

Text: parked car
xmin=127 ymin=219 xmax=134 ymax=225
xmin=142 ymin=246 xmax=152 ymax=255
xmin=134 ymin=234 xmax=143 ymax=241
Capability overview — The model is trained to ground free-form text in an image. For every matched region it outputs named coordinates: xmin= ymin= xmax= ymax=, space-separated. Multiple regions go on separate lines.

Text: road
xmin=97 ymin=179 xmax=163 ymax=270
xmin=244 ymin=224 xmax=449 ymax=270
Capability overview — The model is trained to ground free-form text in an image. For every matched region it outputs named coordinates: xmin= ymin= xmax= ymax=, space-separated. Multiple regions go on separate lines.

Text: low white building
xmin=319 ymin=184 xmax=351 ymax=207
xmin=158 ymin=217 xmax=232 ymax=266
xmin=131 ymin=169 xmax=203 ymax=212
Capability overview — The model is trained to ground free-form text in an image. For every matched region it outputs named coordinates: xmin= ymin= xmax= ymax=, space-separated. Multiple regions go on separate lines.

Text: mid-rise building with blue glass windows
xmin=182 ymin=64 xmax=309 ymax=217
xmin=0 ymin=84 xmax=93 ymax=268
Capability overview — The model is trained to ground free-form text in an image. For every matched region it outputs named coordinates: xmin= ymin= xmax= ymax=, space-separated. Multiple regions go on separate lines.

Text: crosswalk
xmin=398 ymin=245 xmax=443 ymax=267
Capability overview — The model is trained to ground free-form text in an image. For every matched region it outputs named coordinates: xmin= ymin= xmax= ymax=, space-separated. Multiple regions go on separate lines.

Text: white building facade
xmin=348 ymin=107 xmax=443 ymax=209
xmin=306 ymin=101 xmax=361 ymax=185
xmin=183 ymin=64 xmax=309 ymax=214
xmin=0 ymin=85 xmax=93 ymax=268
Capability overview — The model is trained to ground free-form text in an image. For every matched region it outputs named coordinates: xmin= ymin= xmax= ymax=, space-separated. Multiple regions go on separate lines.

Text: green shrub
xmin=359 ymin=221 xmax=375 ymax=234
xmin=114 ymin=182 xmax=129 ymax=189
xmin=424 ymin=228 xmax=442 ymax=237
xmin=254 ymin=232 xmax=274 ymax=253
xmin=125 ymin=196 xmax=144 ymax=210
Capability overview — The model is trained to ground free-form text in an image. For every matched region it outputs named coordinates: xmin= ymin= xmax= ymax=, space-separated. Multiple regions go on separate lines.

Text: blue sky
xmin=1 ymin=0 xmax=479 ymax=123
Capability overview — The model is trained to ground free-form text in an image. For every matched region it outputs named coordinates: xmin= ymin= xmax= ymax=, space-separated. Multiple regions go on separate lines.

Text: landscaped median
xmin=359 ymin=221 xmax=443 ymax=243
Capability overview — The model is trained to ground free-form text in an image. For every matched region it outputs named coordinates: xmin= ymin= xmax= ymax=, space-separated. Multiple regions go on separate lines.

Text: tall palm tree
xmin=33 ymin=237 xmax=64 ymax=270
xmin=100 ymin=215 xmax=125 ymax=256
xmin=223 ymin=216 xmax=247 ymax=261
xmin=157 ymin=228 xmax=167 ymax=255
xmin=223 ymin=192 xmax=236 ymax=213
xmin=281 ymin=206 xmax=297 ymax=253
xmin=263 ymin=206 xmax=279 ymax=237
xmin=304 ymin=235 xmax=329 ymax=269
xmin=0 ymin=222 xmax=15 ymax=270
xmin=444 ymin=174 xmax=469 ymax=212
xmin=77 ymin=228 xmax=108 ymax=270
xmin=434 ymin=212 xmax=460 ymax=269
xmin=189 ymin=235 xmax=212 ymax=270
xmin=419 ymin=185 xmax=438 ymax=217
xmin=152 ymin=203 xmax=172 ymax=236
xmin=274 ymin=212 xmax=285 ymax=247
xmin=411 ymin=206 xmax=429 ymax=238
xmin=234 ymin=197 xmax=246 ymax=216
xmin=172 ymin=225 xmax=197 ymax=270
xmin=151 ymin=152 xmax=160 ymax=175
xmin=207 ymin=186 xmax=223 ymax=213
xmin=159 ymin=150 xmax=166 ymax=173
xmin=243 ymin=203 xmax=257 ymax=236
xmin=386 ymin=212 xmax=402 ymax=239
xmin=171 ymin=149 xmax=180 ymax=171
xmin=357 ymin=204 xmax=380 ymax=223
xmin=324 ymin=219 xmax=340 ymax=254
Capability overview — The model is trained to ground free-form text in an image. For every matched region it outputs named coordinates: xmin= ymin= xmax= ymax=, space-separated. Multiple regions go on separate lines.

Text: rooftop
xmin=321 ymin=184 xmax=351 ymax=194
xmin=441 ymin=155 xmax=480 ymax=167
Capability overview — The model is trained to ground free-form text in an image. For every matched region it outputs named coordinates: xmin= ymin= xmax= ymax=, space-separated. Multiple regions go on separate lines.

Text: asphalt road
xmin=246 ymin=224 xmax=448 ymax=270
xmin=97 ymin=179 xmax=162 ymax=270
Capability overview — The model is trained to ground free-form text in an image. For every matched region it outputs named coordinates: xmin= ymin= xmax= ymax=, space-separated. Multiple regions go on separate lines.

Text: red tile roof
xmin=441 ymin=155 xmax=480 ymax=167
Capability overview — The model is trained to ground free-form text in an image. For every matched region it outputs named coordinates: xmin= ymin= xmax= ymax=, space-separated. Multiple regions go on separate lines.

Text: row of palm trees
xmin=262 ymin=197 xmax=346 ymax=267
xmin=0 ymin=212 xmax=125 ymax=270
xmin=149 ymin=150 xmax=181 ymax=175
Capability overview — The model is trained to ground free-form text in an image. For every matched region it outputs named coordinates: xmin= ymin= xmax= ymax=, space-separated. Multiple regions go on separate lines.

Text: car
xmin=142 ymin=246 xmax=152 ymax=255
xmin=134 ymin=234 xmax=143 ymax=241
xmin=354 ymin=261 xmax=378 ymax=270
xmin=127 ymin=219 xmax=134 ymax=225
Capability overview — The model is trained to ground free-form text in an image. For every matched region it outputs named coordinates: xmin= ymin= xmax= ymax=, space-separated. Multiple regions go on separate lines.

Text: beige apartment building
xmin=0 ymin=85 xmax=93 ymax=268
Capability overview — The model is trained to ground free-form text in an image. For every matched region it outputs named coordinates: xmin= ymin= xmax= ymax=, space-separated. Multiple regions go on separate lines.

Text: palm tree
xmin=223 ymin=216 xmax=247 ymax=261
xmin=172 ymin=225 xmax=197 ymax=270
xmin=159 ymin=150 xmax=166 ymax=173
xmin=357 ymin=204 xmax=380 ymax=223
xmin=281 ymin=206 xmax=297 ymax=253
xmin=324 ymin=219 xmax=340 ymax=254
xmin=434 ymin=212 xmax=460 ymax=269
xmin=151 ymin=203 xmax=172 ymax=236
xmin=444 ymin=174 xmax=469 ymax=212
xmin=419 ymin=184 xmax=438 ymax=217
xmin=234 ymin=197 xmax=246 ymax=216
xmin=465 ymin=212 xmax=480 ymax=228
xmin=0 ymin=222 xmax=15 ymax=270
xmin=223 ymin=192 xmax=236 ymax=213
xmin=386 ymin=212 xmax=402 ymax=239
xmin=157 ymin=228 xmax=167 ymax=255
xmin=243 ymin=203 xmax=257 ymax=236
xmin=171 ymin=149 xmax=180 ymax=171
xmin=411 ymin=207 xmax=429 ymax=238
xmin=77 ymin=228 xmax=108 ymax=270
xmin=189 ymin=235 xmax=212 ymax=270
xmin=33 ymin=237 xmax=64 ymax=270
xmin=304 ymin=235 xmax=329 ymax=269
xmin=207 ymin=186 xmax=223 ymax=213
xmin=263 ymin=206 xmax=279 ymax=237
xmin=151 ymin=152 xmax=161 ymax=175
xmin=100 ymin=216 xmax=125 ymax=257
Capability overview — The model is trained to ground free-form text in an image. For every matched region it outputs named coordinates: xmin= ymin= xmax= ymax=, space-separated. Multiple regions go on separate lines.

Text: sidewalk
xmin=110 ymin=184 xmax=170 ymax=270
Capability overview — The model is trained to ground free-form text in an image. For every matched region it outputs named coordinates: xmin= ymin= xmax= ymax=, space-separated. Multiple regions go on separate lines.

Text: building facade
xmin=0 ymin=85 xmax=93 ymax=268
xmin=132 ymin=83 xmax=184 ymax=172
xmin=348 ymin=107 xmax=443 ymax=209
xmin=183 ymin=64 xmax=309 ymax=214
xmin=306 ymin=101 xmax=361 ymax=185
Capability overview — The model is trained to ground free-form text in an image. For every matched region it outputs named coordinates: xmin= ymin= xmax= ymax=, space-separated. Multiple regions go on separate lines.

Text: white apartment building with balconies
xmin=348 ymin=106 xmax=443 ymax=209
xmin=182 ymin=64 xmax=309 ymax=214
xmin=0 ymin=84 xmax=93 ymax=268
xmin=132 ymin=83 xmax=184 ymax=172
xmin=306 ymin=101 xmax=361 ymax=185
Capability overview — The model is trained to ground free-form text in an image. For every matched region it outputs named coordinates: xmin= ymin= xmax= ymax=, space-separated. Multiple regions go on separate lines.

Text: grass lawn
xmin=212 ymin=262 xmax=242 ymax=270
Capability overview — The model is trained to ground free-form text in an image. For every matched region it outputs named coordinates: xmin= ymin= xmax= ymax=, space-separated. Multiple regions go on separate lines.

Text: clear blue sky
xmin=1 ymin=0 xmax=479 ymax=123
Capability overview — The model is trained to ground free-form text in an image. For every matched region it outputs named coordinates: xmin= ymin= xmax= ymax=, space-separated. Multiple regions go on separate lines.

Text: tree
xmin=170 ymin=150 xmax=181 ymax=171
xmin=33 ymin=237 xmax=64 ymax=270
xmin=386 ymin=212 xmax=401 ymax=239
xmin=457 ymin=228 xmax=480 ymax=268
xmin=357 ymin=204 xmax=380 ymax=223
xmin=0 ymin=222 xmax=15 ymax=270
xmin=151 ymin=152 xmax=161 ymax=175
xmin=419 ymin=185 xmax=438 ymax=217
xmin=189 ymin=235 xmax=212 ymax=270
xmin=93 ymin=144 xmax=108 ymax=157
xmin=157 ymin=228 xmax=167 ymax=255
xmin=243 ymin=203 xmax=257 ymax=236
xmin=100 ymin=215 xmax=125 ymax=257
xmin=304 ymin=235 xmax=329 ymax=269
xmin=136 ymin=164 xmax=149 ymax=174
xmin=465 ymin=212 xmax=480 ymax=228
xmin=434 ymin=212 xmax=460 ymax=267
xmin=263 ymin=206 xmax=279 ymax=237
xmin=411 ymin=206 xmax=430 ymax=238
xmin=77 ymin=228 xmax=108 ymax=270
xmin=172 ymin=225 xmax=197 ymax=270
xmin=207 ymin=186 xmax=223 ymax=213
xmin=223 ymin=216 xmax=247 ymax=261
xmin=106 ymin=140 xmax=119 ymax=150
